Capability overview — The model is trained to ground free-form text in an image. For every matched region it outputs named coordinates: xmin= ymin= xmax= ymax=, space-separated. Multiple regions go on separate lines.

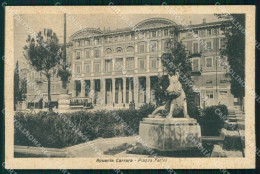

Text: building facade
xmin=24 ymin=17 xmax=235 ymax=109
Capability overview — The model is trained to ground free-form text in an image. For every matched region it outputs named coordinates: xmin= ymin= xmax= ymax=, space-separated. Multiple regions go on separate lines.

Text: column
xmin=158 ymin=40 xmax=162 ymax=51
xmin=134 ymin=76 xmax=139 ymax=104
xmin=134 ymin=56 xmax=138 ymax=73
xmin=91 ymin=60 xmax=94 ymax=76
xmin=90 ymin=79 xmax=95 ymax=99
xmin=146 ymin=41 xmax=150 ymax=53
xmin=72 ymin=80 xmax=76 ymax=97
xmin=118 ymin=80 xmax=122 ymax=104
xmin=112 ymin=59 xmax=115 ymax=75
xmin=101 ymin=78 xmax=106 ymax=106
xmin=129 ymin=78 xmax=133 ymax=102
xmin=123 ymin=57 xmax=126 ymax=71
xmin=81 ymin=80 xmax=85 ymax=97
xmin=82 ymin=62 xmax=85 ymax=77
xmin=123 ymin=77 xmax=126 ymax=104
xmin=112 ymin=78 xmax=115 ymax=104
xmin=101 ymin=59 xmax=104 ymax=75
xmin=146 ymin=76 xmax=150 ymax=103
xmin=146 ymin=55 xmax=150 ymax=73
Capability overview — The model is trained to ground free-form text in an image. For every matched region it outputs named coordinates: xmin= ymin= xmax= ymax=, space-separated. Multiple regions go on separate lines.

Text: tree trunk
xmin=47 ymin=75 xmax=52 ymax=112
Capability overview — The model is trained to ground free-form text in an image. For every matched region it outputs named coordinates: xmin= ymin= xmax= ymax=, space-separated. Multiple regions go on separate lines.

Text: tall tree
xmin=153 ymin=29 xmax=198 ymax=117
xmin=24 ymin=30 xmax=62 ymax=111
xmin=14 ymin=61 xmax=20 ymax=110
xmin=216 ymin=14 xmax=245 ymax=110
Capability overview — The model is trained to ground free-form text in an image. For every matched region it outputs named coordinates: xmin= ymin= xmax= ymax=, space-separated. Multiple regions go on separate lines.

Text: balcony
xmin=191 ymin=71 xmax=201 ymax=76
xmin=188 ymin=53 xmax=201 ymax=58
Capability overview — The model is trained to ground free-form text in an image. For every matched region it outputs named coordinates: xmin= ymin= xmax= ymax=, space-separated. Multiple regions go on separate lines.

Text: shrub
xmin=14 ymin=106 xmax=154 ymax=148
xmin=199 ymin=104 xmax=228 ymax=136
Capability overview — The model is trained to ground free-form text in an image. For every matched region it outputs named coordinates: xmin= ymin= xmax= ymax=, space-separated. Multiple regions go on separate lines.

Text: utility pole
xmin=215 ymin=27 xmax=218 ymax=104
xmin=64 ymin=13 xmax=66 ymax=64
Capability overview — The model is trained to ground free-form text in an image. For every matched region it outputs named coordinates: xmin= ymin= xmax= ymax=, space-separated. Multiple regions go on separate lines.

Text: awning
xmin=26 ymin=95 xmax=43 ymax=103
xmin=50 ymin=95 xmax=59 ymax=102
xmin=41 ymin=94 xmax=60 ymax=102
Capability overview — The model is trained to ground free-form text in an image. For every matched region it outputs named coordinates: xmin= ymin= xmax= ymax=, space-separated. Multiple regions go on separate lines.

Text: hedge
xmin=14 ymin=103 xmax=227 ymax=148
xmin=14 ymin=104 xmax=155 ymax=148
xmin=198 ymin=104 xmax=228 ymax=136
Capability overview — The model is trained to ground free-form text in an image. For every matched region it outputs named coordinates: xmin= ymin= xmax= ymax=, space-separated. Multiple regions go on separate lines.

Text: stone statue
xmin=149 ymin=71 xmax=189 ymax=118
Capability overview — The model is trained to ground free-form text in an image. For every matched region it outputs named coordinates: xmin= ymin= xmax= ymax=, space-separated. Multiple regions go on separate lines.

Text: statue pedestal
xmin=58 ymin=90 xmax=71 ymax=111
xmin=139 ymin=118 xmax=201 ymax=151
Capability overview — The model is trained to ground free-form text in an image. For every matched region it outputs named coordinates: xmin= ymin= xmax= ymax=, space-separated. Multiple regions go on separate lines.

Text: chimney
xmin=203 ymin=18 xmax=206 ymax=24
xmin=190 ymin=21 xmax=192 ymax=25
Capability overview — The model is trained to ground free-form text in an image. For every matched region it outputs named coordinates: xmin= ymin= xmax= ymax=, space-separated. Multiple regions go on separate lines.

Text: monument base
xmin=139 ymin=118 xmax=201 ymax=151
xmin=58 ymin=93 xmax=71 ymax=110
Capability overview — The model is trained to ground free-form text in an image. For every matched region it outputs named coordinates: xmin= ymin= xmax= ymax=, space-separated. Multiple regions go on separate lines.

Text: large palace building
xmin=24 ymin=18 xmax=236 ymax=110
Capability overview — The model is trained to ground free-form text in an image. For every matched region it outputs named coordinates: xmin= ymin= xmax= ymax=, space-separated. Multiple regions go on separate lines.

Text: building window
xmin=200 ymin=30 xmax=205 ymax=37
xmin=219 ymin=56 xmax=228 ymax=68
xmin=94 ymin=63 xmax=100 ymax=73
xmin=186 ymin=32 xmax=192 ymax=38
xmin=192 ymin=43 xmax=199 ymax=54
xmin=80 ymin=41 xmax=85 ymax=46
xmin=194 ymin=30 xmax=199 ymax=36
xmin=139 ymin=59 xmax=145 ymax=70
xmin=116 ymin=47 xmax=123 ymax=53
xmin=75 ymin=64 xmax=81 ymax=73
xmin=85 ymin=40 xmax=90 ymax=45
xmin=94 ymin=38 xmax=100 ymax=45
xmin=206 ymin=80 xmax=212 ymax=84
xmin=105 ymin=59 xmax=112 ymax=72
xmin=164 ymin=40 xmax=171 ymax=50
xmin=138 ymin=32 xmax=145 ymax=39
xmin=206 ymin=92 xmax=214 ymax=99
xmin=106 ymin=48 xmax=112 ymax=54
xmin=164 ymin=29 xmax=168 ymax=36
xmin=139 ymin=44 xmax=145 ymax=53
xmin=104 ymin=37 xmax=108 ymax=43
xmin=131 ymin=34 xmax=135 ymax=40
xmin=182 ymin=43 xmax=187 ymax=49
xmin=114 ymin=36 xmax=118 ymax=42
xmin=76 ymin=50 xmax=81 ymax=59
xmin=220 ymin=27 xmax=226 ymax=33
xmin=150 ymin=58 xmax=157 ymax=69
xmin=115 ymin=58 xmax=123 ymax=70
xmin=95 ymin=80 xmax=101 ymax=92
xmin=207 ymin=29 xmax=212 ymax=36
xmin=126 ymin=46 xmax=134 ymax=52
xmin=150 ymin=42 xmax=157 ymax=52
xmin=109 ymin=37 xmax=113 ymax=43
xmin=85 ymin=49 xmax=90 ymax=59
xmin=212 ymin=28 xmax=218 ymax=35
xmin=206 ymin=41 xmax=212 ymax=50
xmin=76 ymin=41 xmax=80 ymax=47
xmin=125 ymin=35 xmax=130 ymax=40
xmin=219 ymin=38 xmax=226 ymax=49
xmin=126 ymin=57 xmax=134 ymax=70
xmin=192 ymin=58 xmax=200 ymax=71
xmin=94 ymin=49 xmax=99 ymax=58
xmin=206 ymin=57 xmax=213 ymax=68
xmin=84 ymin=63 xmax=90 ymax=73
xmin=151 ymin=31 xmax=156 ymax=37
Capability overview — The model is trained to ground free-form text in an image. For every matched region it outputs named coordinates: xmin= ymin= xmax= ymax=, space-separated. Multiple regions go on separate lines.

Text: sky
xmin=14 ymin=13 xmax=224 ymax=69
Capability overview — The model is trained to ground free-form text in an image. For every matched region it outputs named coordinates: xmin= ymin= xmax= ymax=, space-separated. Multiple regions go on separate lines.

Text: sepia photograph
xmin=4 ymin=5 xmax=256 ymax=169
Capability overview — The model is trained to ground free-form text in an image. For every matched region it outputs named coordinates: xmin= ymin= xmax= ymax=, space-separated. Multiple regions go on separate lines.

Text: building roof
xmin=69 ymin=18 xmax=229 ymax=41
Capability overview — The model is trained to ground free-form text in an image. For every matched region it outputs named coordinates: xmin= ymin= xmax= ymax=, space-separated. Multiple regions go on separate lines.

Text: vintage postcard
xmin=4 ymin=5 xmax=256 ymax=169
